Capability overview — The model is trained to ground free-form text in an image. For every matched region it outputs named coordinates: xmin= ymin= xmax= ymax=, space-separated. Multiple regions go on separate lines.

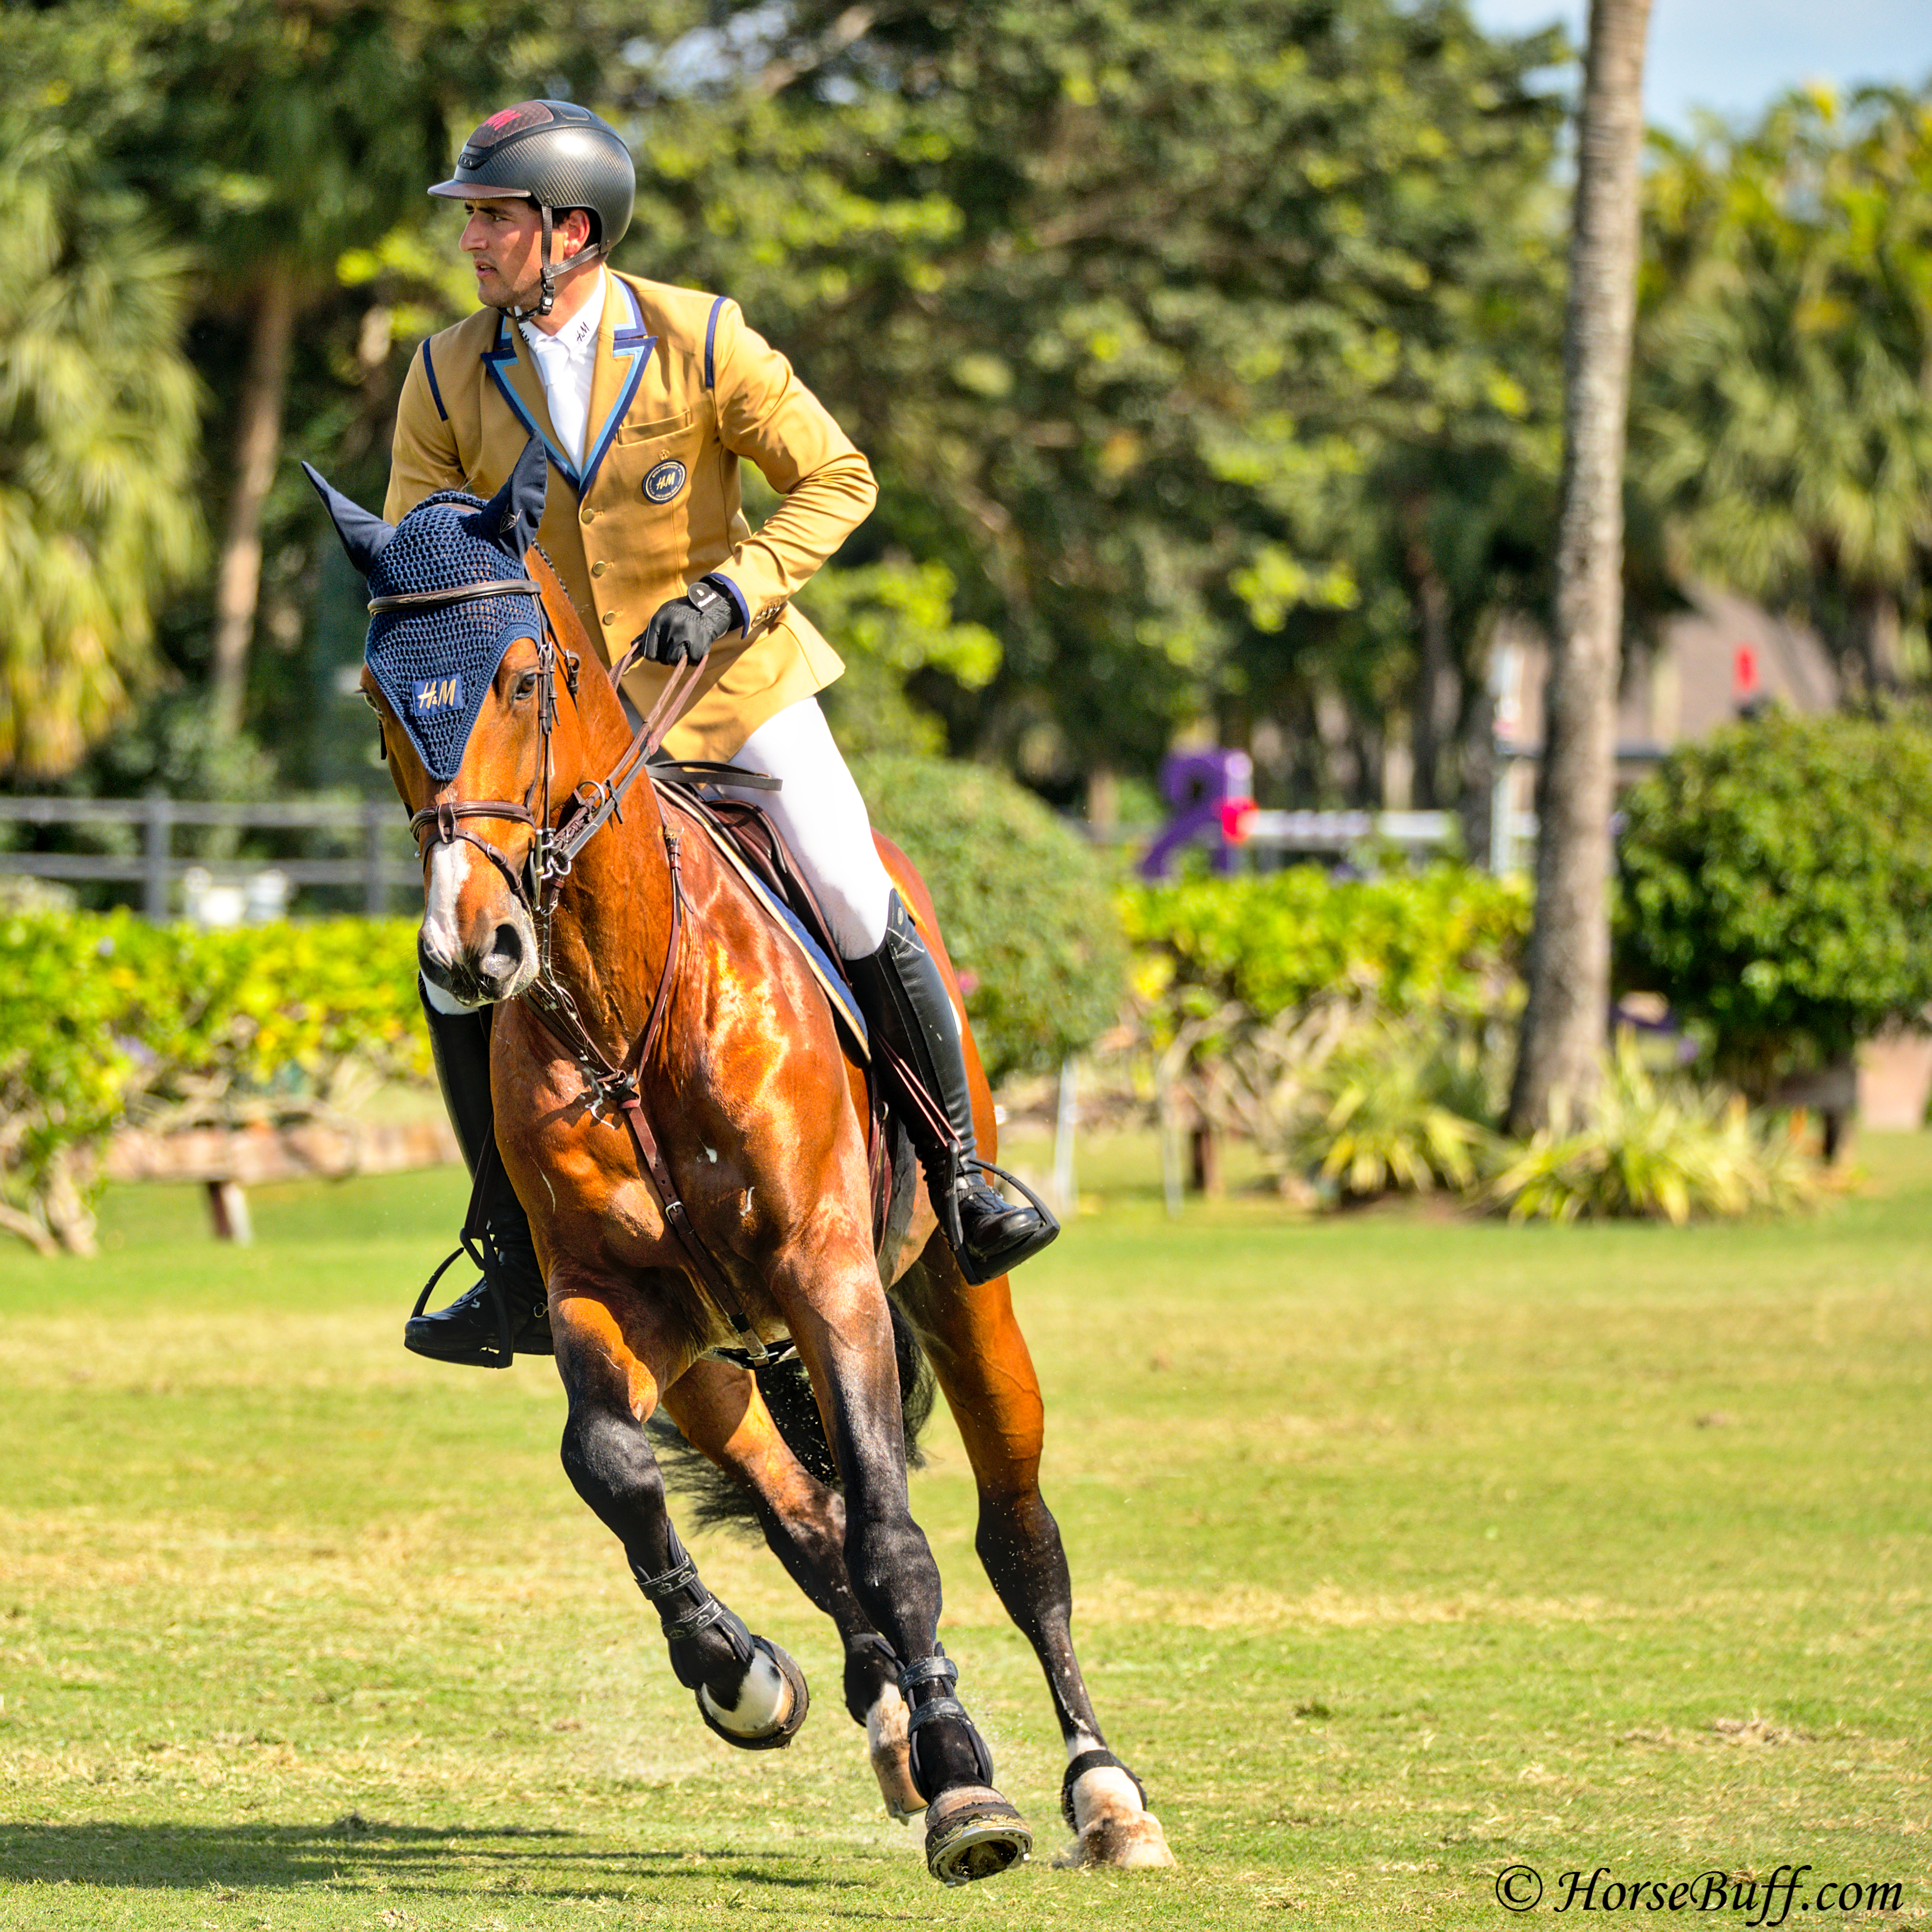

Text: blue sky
xmin=1467 ymin=0 xmax=1932 ymax=130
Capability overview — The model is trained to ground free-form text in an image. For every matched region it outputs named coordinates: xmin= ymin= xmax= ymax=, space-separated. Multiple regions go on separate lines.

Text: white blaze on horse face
xmin=420 ymin=837 xmax=537 ymax=1002
xmin=421 ymin=840 xmax=478 ymax=994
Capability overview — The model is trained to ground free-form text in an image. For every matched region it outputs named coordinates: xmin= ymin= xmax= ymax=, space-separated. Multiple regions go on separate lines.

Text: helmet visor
xmin=428 ymin=178 xmax=532 ymax=202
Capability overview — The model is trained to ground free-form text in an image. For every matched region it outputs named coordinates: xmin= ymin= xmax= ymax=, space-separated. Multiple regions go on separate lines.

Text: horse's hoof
xmin=1052 ymin=1810 xmax=1176 ymax=1869
xmin=1051 ymin=1758 xmax=1175 ymax=1869
xmin=696 ymin=1636 xmax=809 ymax=1750
xmin=924 ymin=1785 xmax=1031 ymax=1886
xmin=865 ymin=1683 xmax=925 ymax=1821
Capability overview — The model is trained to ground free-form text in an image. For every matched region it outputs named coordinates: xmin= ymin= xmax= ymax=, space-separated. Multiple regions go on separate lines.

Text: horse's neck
xmin=547 ymin=648 xmax=680 ymax=1051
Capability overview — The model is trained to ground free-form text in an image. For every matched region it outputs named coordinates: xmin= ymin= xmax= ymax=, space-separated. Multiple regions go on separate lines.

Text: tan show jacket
xmin=384 ymin=271 xmax=875 ymax=761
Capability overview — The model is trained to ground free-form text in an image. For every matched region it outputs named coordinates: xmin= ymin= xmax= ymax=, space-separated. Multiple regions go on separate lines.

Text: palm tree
xmin=124 ymin=0 xmax=610 ymax=737
xmin=0 ymin=129 xmax=201 ymax=776
xmin=1637 ymin=88 xmax=1932 ymax=693
xmin=1508 ymin=0 xmax=1654 ymax=1135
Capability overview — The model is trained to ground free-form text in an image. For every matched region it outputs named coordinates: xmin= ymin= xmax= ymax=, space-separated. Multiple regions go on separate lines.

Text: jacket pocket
xmin=614 ymin=405 xmax=698 ymax=447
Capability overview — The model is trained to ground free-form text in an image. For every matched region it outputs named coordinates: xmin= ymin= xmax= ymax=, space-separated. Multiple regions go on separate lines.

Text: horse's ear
xmin=300 ymin=462 xmax=395 ymax=578
xmin=472 ymin=435 xmax=548 ymax=561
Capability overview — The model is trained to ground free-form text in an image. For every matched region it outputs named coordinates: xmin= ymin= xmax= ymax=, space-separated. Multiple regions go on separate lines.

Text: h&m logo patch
xmin=412 ymin=674 xmax=465 ymax=714
xmin=643 ymin=458 xmax=688 ymax=504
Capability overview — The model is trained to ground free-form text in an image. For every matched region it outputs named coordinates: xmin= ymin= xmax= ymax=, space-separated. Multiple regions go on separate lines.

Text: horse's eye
xmin=514 ymin=670 xmax=541 ymax=701
xmin=359 ymin=689 xmax=383 ymax=715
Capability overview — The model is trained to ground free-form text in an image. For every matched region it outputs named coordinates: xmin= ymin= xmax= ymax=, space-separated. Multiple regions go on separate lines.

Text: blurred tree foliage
xmin=1637 ymin=86 xmax=1932 ymax=695
xmin=4 ymin=0 xmax=1579 ymax=813
xmin=629 ymin=0 xmax=1571 ymax=809
xmin=0 ymin=45 xmax=201 ymax=776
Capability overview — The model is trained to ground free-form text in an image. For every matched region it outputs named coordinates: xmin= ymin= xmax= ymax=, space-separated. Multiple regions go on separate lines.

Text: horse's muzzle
xmin=419 ymin=911 xmax=537 ymax=1006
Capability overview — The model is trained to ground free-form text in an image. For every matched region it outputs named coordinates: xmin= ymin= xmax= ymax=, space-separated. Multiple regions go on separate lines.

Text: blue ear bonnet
xmin=364 ymin=491 xmax=543 ymax=782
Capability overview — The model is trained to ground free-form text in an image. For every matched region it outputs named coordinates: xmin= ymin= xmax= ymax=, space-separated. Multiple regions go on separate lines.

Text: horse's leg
xmin=896 ymin=1248 xmax=1176 ymax=1871
xmin=780 ymin=1249 xmax=1033 ymax=1884
xmin=660 ymin=1358 xmax=922 ymax=1816
xmin=550 ymin=1275 xmax=811 ymax=1751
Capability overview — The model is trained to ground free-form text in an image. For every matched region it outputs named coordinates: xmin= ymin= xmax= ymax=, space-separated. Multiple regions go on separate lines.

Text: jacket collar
xmin=481 ymin=275 xmax=658 ymax=500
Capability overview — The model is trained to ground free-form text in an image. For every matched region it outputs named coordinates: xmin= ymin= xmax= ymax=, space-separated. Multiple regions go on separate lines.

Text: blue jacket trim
xmin=704 ymin=295 xmax=726 ymax=390
xmin=482 ymin=319 xmax=579 ymax=490
xmin=579 ymin=280 xmax=655 ymax=501
xmin=705 ymin=572 xmax=751 ymax=634
xmin=420 ymin=341 xmax=448 ymax=422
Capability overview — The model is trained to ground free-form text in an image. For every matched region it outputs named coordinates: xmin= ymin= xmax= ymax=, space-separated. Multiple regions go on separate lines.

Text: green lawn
xmin=1 ymin=1134 xmax=1927 ymax=1929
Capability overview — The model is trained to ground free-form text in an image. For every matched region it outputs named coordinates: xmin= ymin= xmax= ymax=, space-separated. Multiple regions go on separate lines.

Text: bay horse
xmin=306 ymin=438 xmax=1172 ymax=1884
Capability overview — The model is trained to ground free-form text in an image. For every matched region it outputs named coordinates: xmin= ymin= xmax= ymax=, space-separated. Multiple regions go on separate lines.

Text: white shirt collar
xmin=517 ymin=266 xmax=607 ymax=362
xmin=515 ymin=269 xmax=607 ymax=468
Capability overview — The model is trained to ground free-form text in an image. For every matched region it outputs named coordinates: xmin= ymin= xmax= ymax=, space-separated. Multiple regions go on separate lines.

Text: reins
xmin=405 ymin=589 xmax=772 ymax=1367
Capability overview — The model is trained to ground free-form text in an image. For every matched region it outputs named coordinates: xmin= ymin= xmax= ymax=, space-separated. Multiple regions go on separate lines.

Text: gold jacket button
xmin=601 ymin=610 xmax=616 ymax=624
xmin=580 ymin=506 xmax=596 ymax=524
xmin=591 ymin=560 xmax=607 ymax=577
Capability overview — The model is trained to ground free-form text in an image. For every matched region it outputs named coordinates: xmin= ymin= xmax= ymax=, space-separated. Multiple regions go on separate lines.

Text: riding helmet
xmin=428 ymin=100 xmax=634 ymax=255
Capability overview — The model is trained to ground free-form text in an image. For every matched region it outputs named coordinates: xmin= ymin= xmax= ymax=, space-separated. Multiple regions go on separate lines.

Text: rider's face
xmin=460 ymin=198 xmax=594 ymax=314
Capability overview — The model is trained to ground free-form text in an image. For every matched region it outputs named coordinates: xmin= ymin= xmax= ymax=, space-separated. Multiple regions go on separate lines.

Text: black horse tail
xmin=650 ymin=1290 xmax=936 ymax=1534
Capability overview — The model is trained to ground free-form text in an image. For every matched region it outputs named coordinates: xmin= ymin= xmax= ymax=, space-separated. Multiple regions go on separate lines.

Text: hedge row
xmin=0 ymin=754 xmax=1550 ymax=1249
xmin=1121 ymin=861 xmax=1532 ymax=1034
xmin=0 ymin=910 xmax=427 ymax=1247
xmin=853 ymin=754 xmax=1129 ymax=1084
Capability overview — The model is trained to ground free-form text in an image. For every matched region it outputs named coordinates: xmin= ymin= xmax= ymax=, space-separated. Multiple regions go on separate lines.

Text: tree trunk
xmin=1855 ymin=589 xmax=1901 ymax=695
xmin=210 ymin=271 xmax=298 ymax=738
xmin=1404 ymin=501 xmax=1452 ymax=809
xmin=1508 ymin=0 xmax=1652 ymax=1137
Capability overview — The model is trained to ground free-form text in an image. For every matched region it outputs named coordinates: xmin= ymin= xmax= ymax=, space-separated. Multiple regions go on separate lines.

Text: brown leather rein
xmin=392 ymin=577 xmax=772 ymax=1366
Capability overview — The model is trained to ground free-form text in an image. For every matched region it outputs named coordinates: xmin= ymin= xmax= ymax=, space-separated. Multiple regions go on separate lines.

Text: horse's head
xmin=306 ymin=437 xmax=593 ymax=1006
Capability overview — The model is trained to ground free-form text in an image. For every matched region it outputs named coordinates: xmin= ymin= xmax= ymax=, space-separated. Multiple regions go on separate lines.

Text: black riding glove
xmin=635 ymin=581 xmax=737 ymax=667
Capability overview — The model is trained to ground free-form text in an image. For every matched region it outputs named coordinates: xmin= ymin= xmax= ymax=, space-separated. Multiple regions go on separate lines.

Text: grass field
xmin=1 ymin=1131 xmax=1927 ymax=1930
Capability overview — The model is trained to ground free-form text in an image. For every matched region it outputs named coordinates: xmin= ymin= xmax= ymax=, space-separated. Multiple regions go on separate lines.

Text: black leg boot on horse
xmin=846 ymin=894 xmax=1058 ymax=1287
xmin=404 ymin=989 xmax=552 ymax=1367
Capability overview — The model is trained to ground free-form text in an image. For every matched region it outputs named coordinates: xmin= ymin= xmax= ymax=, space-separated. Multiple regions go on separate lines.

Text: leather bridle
xmin=390 ymin=576 xmax=702 ymax=969
xmin=383 ymin=572 xmax=769 ymax=1363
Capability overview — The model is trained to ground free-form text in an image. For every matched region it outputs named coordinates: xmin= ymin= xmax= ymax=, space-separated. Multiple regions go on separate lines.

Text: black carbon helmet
xmin=429 ymin=100 xmax=635 ymax=314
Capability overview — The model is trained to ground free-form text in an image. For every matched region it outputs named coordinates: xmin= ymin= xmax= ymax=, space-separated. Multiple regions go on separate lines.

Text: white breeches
xmin=716 ymin=697 xmax=894 ymax=959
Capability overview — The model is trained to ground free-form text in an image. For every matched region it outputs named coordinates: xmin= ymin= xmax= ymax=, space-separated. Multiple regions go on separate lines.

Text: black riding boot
xmin=844 ymin=895 xmax=1058 ymax=1286
xmin=404 ymin=987 xmax=552 ymax=1367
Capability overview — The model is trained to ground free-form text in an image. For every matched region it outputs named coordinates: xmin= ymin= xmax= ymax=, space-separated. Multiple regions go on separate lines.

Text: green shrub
xmin=1484 ymin=1035 xmax=1816 ymax=1224
xmin=1191 ymin=1000 xmax=1498 ymax=1204
xmin=1124 ymin=863 xmax=1531 ymax=1036
xmin=852 ymin=755 xmax=1129 ymax=1083
xmin=0 ymin=910 xmax=427 ymax=1252
xmin=1617 ymin=709 xmax=1932 ymax=1093
xmin=1290 ymin=1013 xmax=1496 ymax=1200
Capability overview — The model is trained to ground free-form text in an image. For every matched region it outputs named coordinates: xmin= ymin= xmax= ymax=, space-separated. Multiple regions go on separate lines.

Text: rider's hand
xmin=634 ymin=581 xmax=736 ymax=667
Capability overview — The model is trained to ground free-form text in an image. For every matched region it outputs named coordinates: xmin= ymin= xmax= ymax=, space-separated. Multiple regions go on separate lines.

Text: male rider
xmin=386 ymin=101 xmax=1054 ymax=1366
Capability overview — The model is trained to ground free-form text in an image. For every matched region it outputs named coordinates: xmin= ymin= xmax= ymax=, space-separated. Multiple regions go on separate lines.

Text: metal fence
xmin=0 ymin=795 xmax=419 ymax=918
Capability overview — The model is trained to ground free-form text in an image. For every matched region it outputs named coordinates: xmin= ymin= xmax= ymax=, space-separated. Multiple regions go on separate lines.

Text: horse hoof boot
xmin=404 ymin=1276 xmax=552 ymax=1366
xmin=695 ymin=1636 xmax=809 ymax=1750
xmin=924 ymin=1786 xmax=1031 ymax=1886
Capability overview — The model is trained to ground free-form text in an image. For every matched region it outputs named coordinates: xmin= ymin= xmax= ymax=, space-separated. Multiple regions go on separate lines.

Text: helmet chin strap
xmin=503 ymin=203 xmax=603 ymax=322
